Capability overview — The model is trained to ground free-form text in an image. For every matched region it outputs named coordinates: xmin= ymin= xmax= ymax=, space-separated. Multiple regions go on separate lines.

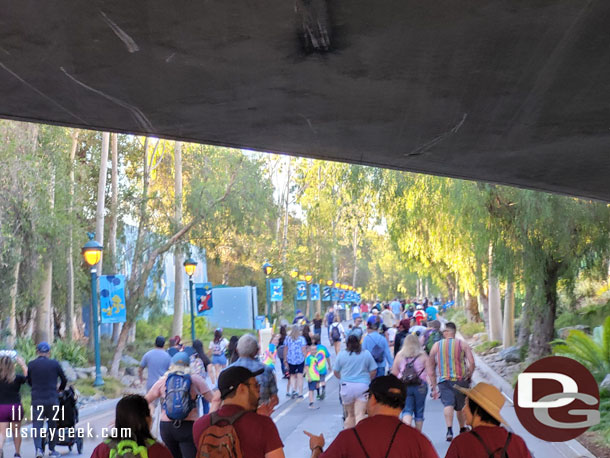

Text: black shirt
xmin=0 ymin=374 xmax=27 ymax=404
xmin=27 ymin=356 xmax=67 ymax=404
xmin=394 ymin=330 xmax=409 ymax=357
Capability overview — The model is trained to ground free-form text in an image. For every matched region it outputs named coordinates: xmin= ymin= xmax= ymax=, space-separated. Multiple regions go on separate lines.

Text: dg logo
xmin=514 ymin=356 xmax=600 ymax=441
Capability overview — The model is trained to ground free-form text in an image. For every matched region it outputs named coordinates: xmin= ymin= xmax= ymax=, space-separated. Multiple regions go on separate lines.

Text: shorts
xmin=318 ymin=373 xmax=326 ymax=383
xmin=339 ymin=382 xmax=369 ymax=404
xmin=402 ymin=383 xmax=427 ymax=421
xmin=439 ymin=379 xmax=470 ymax=411
xmin=308 ymin=380 xmax=319 ymax=391
xmin=0 ymin=403 xmax=22 ymax=422
xmin=212 ymin=354 xmax=227 ymax=365
xmin=288 ymin=362 xmax=304 ymax=374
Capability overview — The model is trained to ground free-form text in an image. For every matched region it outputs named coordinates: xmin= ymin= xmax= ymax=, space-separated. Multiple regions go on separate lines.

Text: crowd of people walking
xmin=0 ymin=297 xmax=533 ymax=458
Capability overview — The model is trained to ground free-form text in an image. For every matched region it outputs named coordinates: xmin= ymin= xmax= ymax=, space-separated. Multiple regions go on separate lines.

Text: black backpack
xmin=331 ymin=324 xmax=341 ymax=342
xmin=470 ymin=429 xmax=512 ymax=458
xmin=370 ymin=340 xmax=385 ymax=363
xmin=401 ymin=357 xmax=424 ymax=385
xmin=163 ymin=372 xmax=196 ymax=421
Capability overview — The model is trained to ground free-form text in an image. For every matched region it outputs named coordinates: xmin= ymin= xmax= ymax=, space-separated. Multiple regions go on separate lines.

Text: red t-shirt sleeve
xmin=320 ymin=430 xmax=348 ymax=457
xmin=260 ymin=415 xmax=284 ymax=454
xmin=90 ymin=443 xmax=108 ymax=458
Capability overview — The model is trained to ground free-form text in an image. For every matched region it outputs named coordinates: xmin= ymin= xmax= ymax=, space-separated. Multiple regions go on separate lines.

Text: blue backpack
xmin=163 ymin=372 xmax=195 ymax=421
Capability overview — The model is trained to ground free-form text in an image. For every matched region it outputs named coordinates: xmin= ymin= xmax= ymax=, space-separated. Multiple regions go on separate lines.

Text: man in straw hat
xmin=445 ymin=382 xmax=532 ymax=457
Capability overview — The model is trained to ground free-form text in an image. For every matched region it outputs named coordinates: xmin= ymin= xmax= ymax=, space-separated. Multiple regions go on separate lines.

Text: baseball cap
xmin=296 ymin=309 xmax=302 ymax=314
xmin=367 ymin=375 xmax=406 ymax=404
xmin=215 ymin=327 xmax=223 ymax=333
xmin=173 ymin=335 xmax=181 ymax=345
xmin=171 ymin=351 xmax=190 ymax=366
xmin=218 ymin=366 xmax=264 ymax=399
xmin=37 ymin=342 xmax=51 ymax=353
xmin=155 ymin=336 xmax=166 ymax=347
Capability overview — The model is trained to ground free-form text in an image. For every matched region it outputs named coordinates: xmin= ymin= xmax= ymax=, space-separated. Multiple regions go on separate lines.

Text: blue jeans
xmin=32 ymin=403 xmax=58 ymax=451
xmin=402 ymin=383 xmax=428 ymax=421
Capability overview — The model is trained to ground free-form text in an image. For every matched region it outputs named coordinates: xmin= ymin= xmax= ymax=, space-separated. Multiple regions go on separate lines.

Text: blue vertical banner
xmin=331 ymin=288 xmax=339 ymax=301
xmin=322 ymin=286 xmax=331 ymax=301
xmin=196 ymin=282 xmax=213 ymax=315
xmin=339 ymin=289 xmax=346 ymax=301
xmin=270 ymin=278 xmax=283 ymax=301
xmin=296 ymin=281 xmax=307 ymax=300
xmin=99 ymin=275 xmax=126 ymax=323
xmin=310 ymin=283 xmax=320 ymax=301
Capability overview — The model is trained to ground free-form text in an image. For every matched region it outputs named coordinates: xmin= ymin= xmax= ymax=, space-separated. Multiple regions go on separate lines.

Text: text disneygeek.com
xmin=5 ymin=426 xmax=131 ymax=441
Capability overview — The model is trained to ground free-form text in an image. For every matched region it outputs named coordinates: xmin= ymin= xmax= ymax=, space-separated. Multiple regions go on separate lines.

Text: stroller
xmin=41 ymin=386 xmax=84 ymax=454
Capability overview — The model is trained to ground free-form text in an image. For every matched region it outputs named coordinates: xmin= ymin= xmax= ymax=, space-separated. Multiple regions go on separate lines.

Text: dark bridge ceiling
xmin=2 ymin=1 xmax=610 ymax=200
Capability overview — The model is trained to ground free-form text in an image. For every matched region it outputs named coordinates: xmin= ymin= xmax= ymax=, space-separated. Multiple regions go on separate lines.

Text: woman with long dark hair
xmin=91 ymin=395 xmax=172 ymax=457
xmin=0 ymin=355 xmax=27 ymax=458
xmin=277 ymin=325 xmax=288 ymax=380
xmin=226 ymin=335 xmax=239 ymax=365
xmin=302 ymin=324 xmax=313 ymax=346
xmin=333 ymin=335 xmax=377 ymax=428
xmin=208 ymin=328 xmax=228 ymax=385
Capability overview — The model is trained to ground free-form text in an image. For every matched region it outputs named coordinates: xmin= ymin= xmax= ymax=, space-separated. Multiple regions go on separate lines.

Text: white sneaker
xmin=35 ymin=450 xmax=43 ymax=458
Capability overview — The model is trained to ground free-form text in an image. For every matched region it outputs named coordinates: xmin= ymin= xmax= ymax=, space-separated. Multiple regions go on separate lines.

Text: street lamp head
xmin=290 ymin=269 xmax=299 ymax=279
xmin=326 ymin=280 xmax=334 ymax=286
xmin=262 ymin=261 xmax=273 ymax=277
xmin=305 ymin=272 xmax=313 ymax=283
xmin=82 ymin=236 xmax=103 ymax=267
xmin=335 ymin=282 xmax=341 ymax=288
xmin=183 ymin=258 xmax=197 ymax=277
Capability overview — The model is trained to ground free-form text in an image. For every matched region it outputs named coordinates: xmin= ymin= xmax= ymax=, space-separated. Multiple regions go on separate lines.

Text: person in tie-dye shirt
xmin=263 ymin=335 xmax=279 ymax=370
xmin=304 ymin=344 xmax=322 ymax=409
xmin=311 ymin=335 xmax=331 ymax=400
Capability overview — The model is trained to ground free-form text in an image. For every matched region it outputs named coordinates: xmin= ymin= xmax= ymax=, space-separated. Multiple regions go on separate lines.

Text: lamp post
xmin=305 ymin=272 xmax=313 ymax=320
xmin=82 ymin=234 xmax=104 ymax=387
xmin=184 ymin=258 xmax=197 ymax=342
xmin=290 ymin=269 xmax=299 ymax=317
xmin=262 ymin=261 xmax=273 ymax=323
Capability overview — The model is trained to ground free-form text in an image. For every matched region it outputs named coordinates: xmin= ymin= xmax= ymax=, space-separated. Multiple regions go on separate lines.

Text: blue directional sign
xmin=270 ymin=278 xmax=283 ymax=301
xmin=331 ymin=288 xmax=339 ymax=301
xmin=100 ymin=275 xmax=126 ymax=323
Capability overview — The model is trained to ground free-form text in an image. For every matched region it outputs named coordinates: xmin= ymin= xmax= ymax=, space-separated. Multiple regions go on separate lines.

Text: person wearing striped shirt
xmin=428 ymin=322 xmax=475 ymax=442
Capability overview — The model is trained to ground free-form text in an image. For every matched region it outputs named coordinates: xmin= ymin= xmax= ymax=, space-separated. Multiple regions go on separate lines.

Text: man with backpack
xmin=362 ymin=320 xmax=393 ymax=378
xmin=445 ymin=382 xmax=532 ymax=457
xmin=145 ymin=352 xmax=214 ymax=458
xmin=304 ymin=375 xmax=437 ymax=457
xmin=347 ymin=314 xmax=364 ymax=342
xmin=193 ymin=366 xmax=284 ymax=458
xmin=329 ymin=316 xmax=345 ymax=355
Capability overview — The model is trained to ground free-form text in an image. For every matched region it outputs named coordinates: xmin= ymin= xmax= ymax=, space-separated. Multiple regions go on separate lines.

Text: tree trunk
xmin=488 ymin=244 xmax=503 ymax=342
xmin=109 ymin=133 xmax=121 ymax=343
xmin=8 ymin=245 xmax=21 ymax=347
xmin=464 ymin=291 xmax=481 ymax=322
xmin=517 ymin=285 xmax=533 ymax=348
xmin=352 ymin=225 xmax=358 ymax=286
xmin=36 ymin=164 xmax=55 ymax=344
xmin=528 ymin=261 xmax=560 ymax=360
xmin=110 ymin=319 xmax=134 ymax=377
xmin=503 ymin=280 xmax=515 ymax=347
xmin=172 ymin=141 xmax=184 ymax=339
xmin=424 ymin=278 xmax=429 ymax=299
xmin=66 ymin=129 xmax=79 ymax=341
xmin=280 ymin=158 xmax=291 ymax=266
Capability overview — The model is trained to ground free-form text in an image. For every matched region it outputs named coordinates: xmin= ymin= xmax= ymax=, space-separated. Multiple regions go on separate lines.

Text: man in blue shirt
xmin=362 ymin=321 xmax=393 ymax=378
xmin=426 ymin=304 xmax=438 ymax=322
xmin=389 ymin=298 xmax=402 ymax=321
xmin=27 ymin=342 xmax=67 ymax=458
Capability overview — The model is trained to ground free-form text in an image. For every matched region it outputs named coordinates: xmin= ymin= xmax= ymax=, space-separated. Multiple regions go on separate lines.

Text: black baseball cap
xmin=155 ymin=336 xmax=166 ymax=347
xmin=218 ymin=366 xmax=264 ymax=400
xmin=367 ymin=375 xmax=406 ymax=404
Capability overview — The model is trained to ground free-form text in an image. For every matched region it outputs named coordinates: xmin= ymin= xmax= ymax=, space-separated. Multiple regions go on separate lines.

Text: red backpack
xmin=196 ymin=411 xmax=246 ymax=458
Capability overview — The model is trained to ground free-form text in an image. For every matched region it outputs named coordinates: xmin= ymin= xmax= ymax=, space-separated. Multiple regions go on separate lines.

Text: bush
xmin=15 ymin=338 xmax=37 ymax=363
xmin=590 ymin=390 xmax=610 ymax=447
xmin=555 ymin=301 xmax=610 ymax=331
xmin=53 ymin=340 xmax=88 ymax=366
xmin=444 ymin=308 xmax=468 ymax=327
xmin=460 ymin=322 xmax=485 ymax=337
xmin=552 ymin=316 xmax=610 ymax=382
xmin=474 ymin=340 xmax=501 ymax=353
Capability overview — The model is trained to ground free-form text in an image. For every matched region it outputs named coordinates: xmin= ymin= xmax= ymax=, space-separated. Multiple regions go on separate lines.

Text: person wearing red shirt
xmin=413 ymin=306 xmax=427 ymax=326
xmin=91 ymin=395 xmax=172 ymax=458
xmin=193 ymin=366 xmax=284 ymax=458
xmin=445 ymin=383 xmax=532 ymax=458
xmin=304 ymin=375 xmax=438 ymax=458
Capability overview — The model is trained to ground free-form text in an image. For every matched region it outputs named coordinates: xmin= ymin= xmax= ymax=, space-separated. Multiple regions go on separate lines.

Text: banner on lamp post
xmin=331 ymin=288 xmax=339 ymax=301
xmin=296 ymin=281 xmax=307 ymax=300
xmin=322 ymin=286 xmax=331 ymax=301
xmin=270 ymin=278 xmax=283 ymax=301
xmin=310 ymin=283 xmax=320 ymax=301
xmin=100 ymin=275 xmax=126 ymax=323
xmin=195 ymin=282 xmax=213 ymax=315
